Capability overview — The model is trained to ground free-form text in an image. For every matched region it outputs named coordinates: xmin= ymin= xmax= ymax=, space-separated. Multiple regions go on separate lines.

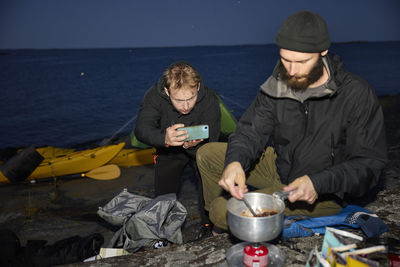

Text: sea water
xmin=0 ymin=42 xmax=399 ymax=149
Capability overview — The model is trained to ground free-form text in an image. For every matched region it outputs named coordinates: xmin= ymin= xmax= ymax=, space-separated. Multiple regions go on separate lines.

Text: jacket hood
xmin=260 ymin=53 xmax=347 ymax=100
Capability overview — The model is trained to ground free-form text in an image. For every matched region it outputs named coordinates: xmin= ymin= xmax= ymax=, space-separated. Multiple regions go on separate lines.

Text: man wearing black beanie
xmin=275 ymin=11 xmax=331 ymax=53
xmin=196 ymin=11 xmax=387 ymax=233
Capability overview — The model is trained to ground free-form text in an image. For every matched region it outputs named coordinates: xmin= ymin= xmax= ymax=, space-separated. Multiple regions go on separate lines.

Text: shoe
xmin=195 ymin=223 xmax=214 ymax=240
xmin=212 ymin=225 xmax=226 ymax=235
xmin=153 ymin=239 xmax=169 ymax=249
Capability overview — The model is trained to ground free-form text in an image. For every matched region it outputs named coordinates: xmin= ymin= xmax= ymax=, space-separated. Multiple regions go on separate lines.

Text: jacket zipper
xmin=303 ymin=103 xmax=309 ymax=133
xmin=287 ymin=101 xmax=309 ymax=184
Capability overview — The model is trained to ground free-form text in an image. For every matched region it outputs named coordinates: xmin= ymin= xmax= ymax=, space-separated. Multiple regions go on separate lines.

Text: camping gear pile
xmin=305 ymin=227 xmax=400 ymax=266
xmin=225 ymin=192 xmax=397 ymax=266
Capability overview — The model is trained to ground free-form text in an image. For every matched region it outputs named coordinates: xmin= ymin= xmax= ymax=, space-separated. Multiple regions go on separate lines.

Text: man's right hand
xmin=218 ymin=161 xmax=248 ymax=200
xmin=165 ymin=124 xmax=188 ymax=146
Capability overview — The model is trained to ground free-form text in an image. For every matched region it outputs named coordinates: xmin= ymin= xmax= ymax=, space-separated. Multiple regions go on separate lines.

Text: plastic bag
xmin=98 ymin=189 xmax=187 ymax=251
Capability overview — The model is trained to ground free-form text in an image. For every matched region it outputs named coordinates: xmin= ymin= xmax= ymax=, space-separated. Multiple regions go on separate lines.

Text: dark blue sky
xmin=1 ymin=0 xmax=399 ymax=49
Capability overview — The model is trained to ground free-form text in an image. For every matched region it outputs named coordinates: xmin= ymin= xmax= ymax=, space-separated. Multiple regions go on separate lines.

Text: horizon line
xmin=1 ymin=40 xmax=399 ymax=51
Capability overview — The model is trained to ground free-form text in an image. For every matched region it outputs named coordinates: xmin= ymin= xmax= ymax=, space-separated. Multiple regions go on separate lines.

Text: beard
xmin=279 ymin=56 xmax=324 ymax=91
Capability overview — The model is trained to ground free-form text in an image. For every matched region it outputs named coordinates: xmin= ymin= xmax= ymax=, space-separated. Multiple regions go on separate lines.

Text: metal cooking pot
xmin=227 ymin=191 xmax=289 ymax=243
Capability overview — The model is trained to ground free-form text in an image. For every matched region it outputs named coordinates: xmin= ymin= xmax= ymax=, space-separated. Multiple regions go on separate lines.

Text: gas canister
xmin=243 ymin=244 xmax=269 ymax=267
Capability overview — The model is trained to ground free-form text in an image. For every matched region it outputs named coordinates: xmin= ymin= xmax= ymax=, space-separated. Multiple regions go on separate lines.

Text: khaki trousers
xmin=196 ymin=142 xmax=342 ymax=230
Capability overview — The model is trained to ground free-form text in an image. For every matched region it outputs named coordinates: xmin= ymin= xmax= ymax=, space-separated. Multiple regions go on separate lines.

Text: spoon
xmin=242 ymin=197 xmax=258 ymax=217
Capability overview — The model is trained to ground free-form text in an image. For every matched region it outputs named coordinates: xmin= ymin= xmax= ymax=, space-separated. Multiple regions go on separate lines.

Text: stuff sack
xmin=97 ymin=188 xmax=152 ymax=226
xmin=0 ymin=145 xmax=44 ymax=182
xmin=98 ymin=189 xmax=187 ymax=251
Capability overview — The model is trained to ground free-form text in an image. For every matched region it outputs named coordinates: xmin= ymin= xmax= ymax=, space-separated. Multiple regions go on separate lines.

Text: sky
xmin=0 ymin=0 xmax=399 ymax=49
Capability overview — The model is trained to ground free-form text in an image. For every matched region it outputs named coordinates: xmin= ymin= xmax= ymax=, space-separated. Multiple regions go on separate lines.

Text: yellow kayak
xmin=109 ymin=147 xmax=156 ymax=167
xmin=31 ymin=145 xmax=155 ymax=168
xmin=0 ymin=143 xmax=125 ymax=183
xmin=35 ymin=146 xmax=76 ymax=158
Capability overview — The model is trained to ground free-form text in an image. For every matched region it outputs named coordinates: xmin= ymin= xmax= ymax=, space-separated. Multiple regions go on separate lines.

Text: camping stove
xmin=226 ymin=241 xmax=284 ymax=267
xmin=225 ymin=193 xmax=286 ymax=267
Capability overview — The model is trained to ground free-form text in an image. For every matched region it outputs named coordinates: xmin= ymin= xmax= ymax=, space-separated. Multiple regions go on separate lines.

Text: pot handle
xmin=272 ymin=188 xmax=297 ymax=200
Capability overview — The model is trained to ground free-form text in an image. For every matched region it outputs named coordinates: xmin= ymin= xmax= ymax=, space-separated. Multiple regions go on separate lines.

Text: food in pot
xmin=241 ymin=208 xmax=278 ymax=217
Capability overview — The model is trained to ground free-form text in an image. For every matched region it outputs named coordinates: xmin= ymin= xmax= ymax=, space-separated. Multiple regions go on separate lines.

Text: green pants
xmin=196 ymin=142 xmax=342 ymax=230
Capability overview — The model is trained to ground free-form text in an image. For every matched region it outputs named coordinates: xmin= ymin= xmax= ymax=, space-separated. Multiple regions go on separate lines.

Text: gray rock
xmin=0 ymin=94 xmax=399 ymax=266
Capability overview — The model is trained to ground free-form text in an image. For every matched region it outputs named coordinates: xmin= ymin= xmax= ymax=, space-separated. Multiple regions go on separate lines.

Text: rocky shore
xmin=0 ymin=94 xmax=399 ymax=266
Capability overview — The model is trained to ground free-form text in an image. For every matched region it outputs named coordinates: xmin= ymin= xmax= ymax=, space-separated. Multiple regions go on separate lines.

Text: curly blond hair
xmin=163 ymin=61 xmax=201 ymax=92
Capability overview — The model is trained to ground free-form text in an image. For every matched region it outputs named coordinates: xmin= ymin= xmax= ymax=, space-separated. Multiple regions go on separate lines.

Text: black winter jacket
xmin=225 ymin=53 xmax=387 ymax=199
xmin=135 ymin=77 xmax=221 ymax=158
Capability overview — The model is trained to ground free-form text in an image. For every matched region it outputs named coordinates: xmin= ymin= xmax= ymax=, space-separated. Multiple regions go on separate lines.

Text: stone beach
xmin=0 ymin=94 xmax=399 ymax=266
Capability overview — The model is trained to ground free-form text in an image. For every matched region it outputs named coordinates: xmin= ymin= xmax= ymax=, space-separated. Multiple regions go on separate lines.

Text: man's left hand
xmin=283 ymin=175 xmax=318 ymax=204
xmin=182 ymin=139 xmax=203 ymax=149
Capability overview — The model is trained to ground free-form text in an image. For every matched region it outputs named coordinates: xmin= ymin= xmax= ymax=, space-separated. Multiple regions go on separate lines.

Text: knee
xmin=196 ymin=142 xmax=212 ymax=163
xmin=196 ymin=142 xmax=226 ymax=162
xmin=209 ymin=196 xmax=229 ymax=230
xmin=196 ymin=142 xmax=219 ymax=165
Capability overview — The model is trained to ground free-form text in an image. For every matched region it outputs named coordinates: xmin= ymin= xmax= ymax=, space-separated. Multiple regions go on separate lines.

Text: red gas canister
xmin=390 ymin=253 xmax=400 ymax=267
xmin=243 ymin=244 xmax=269 ymax=267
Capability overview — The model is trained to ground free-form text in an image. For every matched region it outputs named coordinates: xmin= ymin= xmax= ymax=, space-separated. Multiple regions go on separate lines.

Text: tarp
xmin=98 ymin=189 xmax=187 ymax=251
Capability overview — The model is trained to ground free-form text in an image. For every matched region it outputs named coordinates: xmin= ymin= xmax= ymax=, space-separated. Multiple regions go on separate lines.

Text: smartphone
xmin=178 ymin=125 xmax=209 ymax=141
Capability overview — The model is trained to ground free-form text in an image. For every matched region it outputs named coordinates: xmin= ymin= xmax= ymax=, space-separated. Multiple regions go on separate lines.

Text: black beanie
xmin=275 ymin=11 xmax=330 ymax=53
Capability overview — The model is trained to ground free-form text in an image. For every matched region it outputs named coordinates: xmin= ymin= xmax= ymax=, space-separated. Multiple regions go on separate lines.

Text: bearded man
xmin=196 ymin=11 xmax=387 ymax=233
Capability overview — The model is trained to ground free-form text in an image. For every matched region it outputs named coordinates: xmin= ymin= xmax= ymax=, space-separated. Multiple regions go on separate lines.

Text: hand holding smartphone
xmin=177 ymin=125 xmax=209 ymax=141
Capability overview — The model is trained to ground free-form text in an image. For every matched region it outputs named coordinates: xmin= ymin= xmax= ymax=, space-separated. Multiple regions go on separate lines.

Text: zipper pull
xmin=304 ymin=103 xmax=309 ymax=116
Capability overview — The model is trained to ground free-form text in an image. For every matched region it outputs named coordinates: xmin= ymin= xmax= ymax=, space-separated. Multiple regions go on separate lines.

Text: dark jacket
xmin=135 ymin=77 xmax=221 ymax=158
xmin=225 ymin=53 xmax=387 ymax=199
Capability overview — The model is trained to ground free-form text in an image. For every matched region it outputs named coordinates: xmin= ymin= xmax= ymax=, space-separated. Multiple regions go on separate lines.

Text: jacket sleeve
xmin=309 ymin=85 xmax=388 ymax=199
xmin=134 ymin=87 xmax=166 ymax=148
xmin=225 ymin=92 xmax=274 ymax=171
